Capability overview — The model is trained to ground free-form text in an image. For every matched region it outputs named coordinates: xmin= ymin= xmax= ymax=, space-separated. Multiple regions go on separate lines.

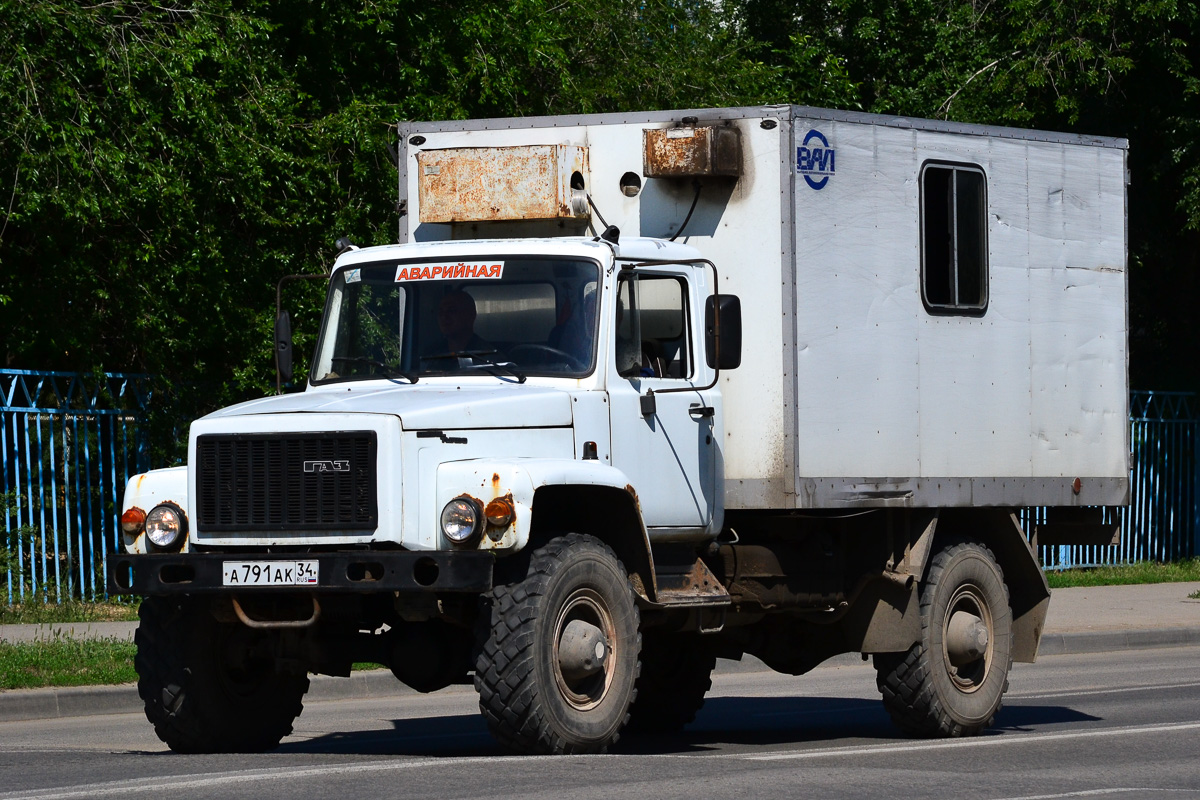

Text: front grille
xmin=196 ymin=432 xmax=377 ymax=532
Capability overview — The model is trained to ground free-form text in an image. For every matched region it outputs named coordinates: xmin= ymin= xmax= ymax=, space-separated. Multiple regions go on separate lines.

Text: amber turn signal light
xmin=120 ymin=507 xmax=146 ymax=534
xmin=485 ymin=496 xmax=514 ymax=528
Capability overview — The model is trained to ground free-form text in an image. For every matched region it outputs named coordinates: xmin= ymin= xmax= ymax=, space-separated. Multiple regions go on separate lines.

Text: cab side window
xmin=615 ymin=274 xmax=691 ymax=379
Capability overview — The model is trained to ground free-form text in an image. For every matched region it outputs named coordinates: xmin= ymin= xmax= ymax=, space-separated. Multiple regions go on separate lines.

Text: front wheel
xmin=874 ymin=541 xmax=1013 ymax=737
xmin=625 ymin=632 xmax=715 ymax=733
xmin=474 ymin=533 xmax=641 ymax=754
xmin=135 ymin=596 xmax=309 ymax=753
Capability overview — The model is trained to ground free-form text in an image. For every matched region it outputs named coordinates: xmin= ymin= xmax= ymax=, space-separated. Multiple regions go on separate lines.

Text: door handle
xmin=688 ymin=404 xmax=715 ymax=419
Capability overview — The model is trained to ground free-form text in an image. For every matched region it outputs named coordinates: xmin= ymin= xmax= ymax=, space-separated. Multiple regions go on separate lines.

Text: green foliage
xmin=0 ymin=0 xmax=380 ymax=417
xmin=1 ymin=0 xmax=1198 ymax=413
xmin=0 ymin=635 xmax=137 ymax=689
xmin=1046 ymin=558 xmax=1200 ymax=588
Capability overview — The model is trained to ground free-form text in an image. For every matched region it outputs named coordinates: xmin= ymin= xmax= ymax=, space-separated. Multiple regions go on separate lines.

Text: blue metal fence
xmin=1037 ymin=390 xmax=1199 ymax=570
xmin=2 ymin=370 xmax=153 ymax=604
xmin=1 ymin=372 xmax=1197 ymax=605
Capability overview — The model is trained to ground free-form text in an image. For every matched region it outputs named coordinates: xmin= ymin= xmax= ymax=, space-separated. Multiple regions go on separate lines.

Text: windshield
xmin=312 ymin=256 xmax=601 ymax=384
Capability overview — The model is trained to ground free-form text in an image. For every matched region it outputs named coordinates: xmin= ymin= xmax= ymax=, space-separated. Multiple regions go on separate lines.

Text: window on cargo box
xmin=921 ymin=162 xmax=988 ymax=313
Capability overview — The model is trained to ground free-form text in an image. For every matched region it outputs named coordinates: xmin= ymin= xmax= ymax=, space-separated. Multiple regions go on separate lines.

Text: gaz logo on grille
xmin=303 ymin=460 xmax=350 ymax=473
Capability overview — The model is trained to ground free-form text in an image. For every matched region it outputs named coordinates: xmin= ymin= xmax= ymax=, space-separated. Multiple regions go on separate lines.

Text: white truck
xmin=109 ymin=105 xmax=1129 ymax=755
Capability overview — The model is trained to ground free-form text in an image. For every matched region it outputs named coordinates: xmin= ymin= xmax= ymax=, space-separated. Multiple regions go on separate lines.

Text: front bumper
xmin=107 ymin=551 xmax=494 ymax=596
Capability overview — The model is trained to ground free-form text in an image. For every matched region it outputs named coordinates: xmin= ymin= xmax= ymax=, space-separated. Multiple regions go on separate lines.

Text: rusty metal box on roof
xmin=416 ymin=145 xmax=589 ymax=223
xmin=643 ymin=126 xmax=742 ymax=178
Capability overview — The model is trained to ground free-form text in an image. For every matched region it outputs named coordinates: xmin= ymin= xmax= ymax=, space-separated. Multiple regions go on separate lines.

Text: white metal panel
xmin=657 ymin=118 xmax=788 ymax=492
xmin=914 ymin=135 xmax=1036 ymax=477
xmin=1027 ymin=143 xmax=1128 ymax=478
xmin=792 ymin=119 xmax=923 ymax=476
xmin=790 ymin=118 xmax=1127 ymax=486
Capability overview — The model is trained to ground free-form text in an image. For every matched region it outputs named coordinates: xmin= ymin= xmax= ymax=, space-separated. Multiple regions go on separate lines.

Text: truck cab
xmin=117 ymin=235 xmax=733 ymax=561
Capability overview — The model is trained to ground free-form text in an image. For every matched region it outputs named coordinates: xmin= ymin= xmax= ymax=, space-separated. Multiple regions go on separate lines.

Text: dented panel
xmin=417 ymin=145 xmax=590 ymax=223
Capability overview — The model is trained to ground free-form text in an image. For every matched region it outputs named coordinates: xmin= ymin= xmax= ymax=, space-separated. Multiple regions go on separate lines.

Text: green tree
xmin=2 ymin=0 xmax=1197 ymax=429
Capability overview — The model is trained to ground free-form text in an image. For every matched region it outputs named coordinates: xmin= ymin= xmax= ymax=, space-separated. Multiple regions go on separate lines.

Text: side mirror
xmin=275 ymin=310 xmax=293 ymax=388
xmin=704 ymin=295 xmax=741 ymax=370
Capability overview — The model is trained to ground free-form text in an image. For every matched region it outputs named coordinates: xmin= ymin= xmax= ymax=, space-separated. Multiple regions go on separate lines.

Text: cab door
xmin=607 ymin=269 xmax=719 ymax=534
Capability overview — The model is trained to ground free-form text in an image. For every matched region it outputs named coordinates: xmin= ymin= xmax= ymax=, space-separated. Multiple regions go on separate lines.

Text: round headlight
xmin=145 ymin=504 xmax=185 ymax=550
xmin=440 ymin=497 xmax=482 ymax=544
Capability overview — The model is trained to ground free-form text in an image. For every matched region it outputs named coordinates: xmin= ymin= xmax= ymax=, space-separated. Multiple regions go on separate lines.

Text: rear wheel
xmin=474 ymin=533 xmax=641 ymax=754
xmin=135 ymin=596 xmax=309 ymax=753
xmin=874 ymin=541 xmax=1013 ymax=737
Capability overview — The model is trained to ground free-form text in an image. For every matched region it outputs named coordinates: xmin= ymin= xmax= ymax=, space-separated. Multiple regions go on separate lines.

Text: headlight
xmin=440 ymin=497 xmax=482 ymax=545
xmin=145 ymin=504 xmax=186 ymax=550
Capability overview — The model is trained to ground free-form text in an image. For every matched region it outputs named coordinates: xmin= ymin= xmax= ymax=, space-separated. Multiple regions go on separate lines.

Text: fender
xmin=120 ymin=466 xmax=190 ymax=554
xmin=436 ymin=458 xmax=657 ymax=598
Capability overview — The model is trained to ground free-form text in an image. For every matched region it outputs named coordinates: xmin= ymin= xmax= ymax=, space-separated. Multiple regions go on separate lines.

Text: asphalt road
xmin=1 ymin=646 xmax=1198 ymax=800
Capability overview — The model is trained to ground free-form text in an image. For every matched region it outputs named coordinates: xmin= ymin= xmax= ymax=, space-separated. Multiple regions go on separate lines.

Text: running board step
xmin=653 ymin=556 xmax=731 ymax=607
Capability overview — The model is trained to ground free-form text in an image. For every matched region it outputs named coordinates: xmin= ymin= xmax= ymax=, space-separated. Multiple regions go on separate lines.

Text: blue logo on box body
xmin=798 ymin=129 xmax=835 ymax=190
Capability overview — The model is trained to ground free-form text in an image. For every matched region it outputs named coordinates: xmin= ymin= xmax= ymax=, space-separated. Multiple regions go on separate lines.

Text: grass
xmin=1044 ymin=558 xmax=1200 ymax=589
xmin=0 ymin=560 xmax=1195 ymax=690
xmin=0 ymin=599 xmax=140 ymax=625
xmin=0 ymin=636 xmax=136 ymax=690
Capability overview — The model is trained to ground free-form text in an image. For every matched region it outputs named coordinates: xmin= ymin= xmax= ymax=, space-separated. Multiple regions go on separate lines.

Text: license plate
xmin=222 ymin=560 xmax=319 ymax=587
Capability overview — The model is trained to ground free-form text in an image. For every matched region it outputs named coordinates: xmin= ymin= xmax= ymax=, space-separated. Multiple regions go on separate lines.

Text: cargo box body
xmin=398 ymin=105 xmax=1129 ymax=512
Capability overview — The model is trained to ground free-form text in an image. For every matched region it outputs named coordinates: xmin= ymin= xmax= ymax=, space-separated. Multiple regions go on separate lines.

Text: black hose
xmin=670 ymin=181 xmax=703 ymax=241
xmin=586 ymin=193 xmax=609 ymax=231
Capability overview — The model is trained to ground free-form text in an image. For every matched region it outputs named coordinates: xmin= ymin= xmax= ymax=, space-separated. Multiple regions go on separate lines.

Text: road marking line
xmin=743 ymin=720 xmax=1200 ymax=761
xmin=1012 ymin=681 xmax=1200 ymax=700
xmin=991 ymin=789 xmax=1199 ymax=799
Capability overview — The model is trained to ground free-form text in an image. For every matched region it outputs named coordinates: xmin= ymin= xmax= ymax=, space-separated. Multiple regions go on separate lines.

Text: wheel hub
xmin=946 ymin=610 xmax=989 ymax=666
xmin=558 ymin=619 xmax=609 ymax=681
xmin=551 ymin=589 xmax=617 ymax=711
xmin=941 ymin=583 xmax=994 ymax=692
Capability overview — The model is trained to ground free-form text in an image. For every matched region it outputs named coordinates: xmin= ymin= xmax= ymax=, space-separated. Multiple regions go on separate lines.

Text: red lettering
xmin=490 ymin=264 xmax=502 ymax=277
xmin=420 ymin=267 xmax=431 ymax=279
xmin=396 ymin=268 xmax=409 ymax=281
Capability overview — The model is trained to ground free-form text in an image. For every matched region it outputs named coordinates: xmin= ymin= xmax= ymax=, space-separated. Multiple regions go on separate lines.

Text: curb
xmin=1036 ymin=626 xmax=1200 ymax=655
xmin=3 ymin=628 xmax=1198 ymax=724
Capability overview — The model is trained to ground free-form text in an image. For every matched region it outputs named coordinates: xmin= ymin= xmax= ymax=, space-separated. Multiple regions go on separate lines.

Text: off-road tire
xmin=135 ymin=596 xmax=309 ymax=753
xmin=474 ymin=533 xmax=641 ymax=754
xmin=874 ymin=541 xmax=1013 ymax=737
xmin=625 ymin=632 xmax=715 ymax=733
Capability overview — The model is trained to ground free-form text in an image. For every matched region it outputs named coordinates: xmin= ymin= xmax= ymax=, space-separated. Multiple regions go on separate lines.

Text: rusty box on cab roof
xmin=417 ymin=145 xmax=590 ymax=223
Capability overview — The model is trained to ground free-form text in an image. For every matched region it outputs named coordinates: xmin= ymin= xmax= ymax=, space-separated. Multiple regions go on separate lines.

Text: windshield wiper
xmin=463 ymin=360 xmax=526 ymax=384
xmin=330 ymin=356 xmax=418 ymax=384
